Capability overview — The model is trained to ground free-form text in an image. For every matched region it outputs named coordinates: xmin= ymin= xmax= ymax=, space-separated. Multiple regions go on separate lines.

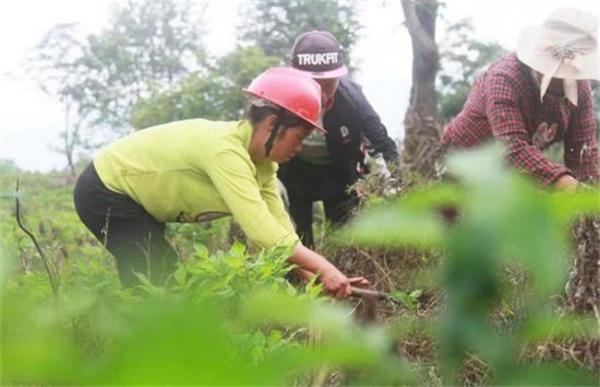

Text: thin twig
xmin=15 ymin=179 xmax=59 ymax=299
xmin=357 ymin=248 xmax=396 ymax=291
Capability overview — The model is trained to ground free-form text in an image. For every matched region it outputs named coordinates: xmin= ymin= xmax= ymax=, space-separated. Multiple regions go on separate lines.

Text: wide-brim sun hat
xmin=244 ymin=67 xmax=326 ymax=133
xmin=517 ymin=8 xmax=599 ymax=105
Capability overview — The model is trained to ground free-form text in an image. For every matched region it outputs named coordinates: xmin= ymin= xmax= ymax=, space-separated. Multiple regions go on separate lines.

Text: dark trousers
xmin=281 ymin=160 xmax=359 ymax=248
xmin=73 ymin=163 xmax=178 ymax=287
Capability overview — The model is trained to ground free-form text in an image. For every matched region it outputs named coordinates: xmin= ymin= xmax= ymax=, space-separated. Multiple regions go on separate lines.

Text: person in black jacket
xmin=278 ymin=30 xmax=399 ymax=248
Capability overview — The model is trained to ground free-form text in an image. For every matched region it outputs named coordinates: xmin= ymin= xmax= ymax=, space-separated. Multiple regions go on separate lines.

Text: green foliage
xmin=3 ymin=146 xmax=599 ymax=384
xmin=28 ymin=0 xmax=365 ymax=160
xmin=1 ymin=234 xmax=416 ymax=385
xmin=129 ymin=70 xmax=217 ymax=128
xmin=346 ymin=145 xmax=599 ymax=384
xmin=81 ymin=0 xmax=206 ymax=130
xmin=345 ymin=182 xmax=464 ymax=248
xmin=209 ymin=46 xmax=281 ymax=119
xmin=167 ymin=219 xmax=234 ymax=256
xmin=0 ymin=159 xmax=19 ymax=175
xmin=131 ymin=46 xmax=279 ymax=129
xmin=239 ymin=0 xmax=361 ymax=69
xmin=240 ymin=291 xmax=417 ymax=385
xmin=156 ymin=242 xmax=297 ymax=303
xmin=391 ymin=289 xmax=423 ymax=311
xmin=1 ymin=287 xmax=417 ymax=385
xmin=1 ymin=168 xmax=416 ymax=385
xmin=437 ymin=18 xmax=506 ymax=123
xmin=28 ymin=0 xmax=207 ymax=141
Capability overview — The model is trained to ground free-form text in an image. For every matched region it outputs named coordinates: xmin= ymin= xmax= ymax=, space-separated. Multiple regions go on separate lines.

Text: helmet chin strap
xmin=264 ymin=123 xmax=280 ymax=157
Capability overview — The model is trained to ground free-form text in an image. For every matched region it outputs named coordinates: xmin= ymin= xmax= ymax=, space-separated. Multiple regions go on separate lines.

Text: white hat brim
xmin=307 ymin=65 xmax=348 ymax=79
xmin=517 ymin=25 xmax=599 ymax=81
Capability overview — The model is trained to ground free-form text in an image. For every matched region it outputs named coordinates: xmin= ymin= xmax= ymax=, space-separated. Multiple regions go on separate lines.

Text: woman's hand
xmin=294 ymin=269 xmax=370 ymax=299
xmin=349 ymin=276 xmax=370 ymax=288
xmin=288 ymin=244 xmax=368 ymax=299
xmin=319 ymin=266 xmax=352 ymax=298
xmin=555 ymin=174 xmax=578 ymax=192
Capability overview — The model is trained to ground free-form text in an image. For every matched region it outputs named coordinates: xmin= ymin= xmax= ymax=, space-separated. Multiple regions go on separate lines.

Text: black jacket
xmin=279 ymin=77 xmax=398 ymax=186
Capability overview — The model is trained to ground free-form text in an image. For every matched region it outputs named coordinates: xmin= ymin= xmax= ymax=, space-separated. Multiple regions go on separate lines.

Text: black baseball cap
xmin=290 ymin=30 xmax=348 ymax=79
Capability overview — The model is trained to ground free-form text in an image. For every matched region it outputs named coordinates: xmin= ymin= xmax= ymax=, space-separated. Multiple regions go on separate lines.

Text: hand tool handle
xmin=350 ymin=287 xmax=387 ymax=300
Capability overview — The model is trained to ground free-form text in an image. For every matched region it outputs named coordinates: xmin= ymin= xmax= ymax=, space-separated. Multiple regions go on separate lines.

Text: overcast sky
xmin=0 ymin=0 xmax=597 ymax=172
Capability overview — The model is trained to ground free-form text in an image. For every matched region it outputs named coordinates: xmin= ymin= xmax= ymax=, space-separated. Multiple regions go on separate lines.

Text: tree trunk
xmin=567 ymin=217 xmax=600 ymax=312
xmin=401 ymin=0 xmax=440 ymax=177
xmin=63 ymin=102 xmax=77 ymax=179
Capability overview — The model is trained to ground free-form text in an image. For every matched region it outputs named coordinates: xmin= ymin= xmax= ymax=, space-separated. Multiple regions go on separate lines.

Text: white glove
xmin=373 ymin=153 xmax=392 ymax=179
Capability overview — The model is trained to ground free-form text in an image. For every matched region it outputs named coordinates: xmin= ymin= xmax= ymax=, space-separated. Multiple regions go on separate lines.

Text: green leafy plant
xmin=391 ymin=289 xmax=423 ymax=311
xmin=1 ymin=243 xmax=417 ymax=385
xmin=3 ymin=146 xmax=599 ymax=385
xmin=345 ymin=145 xmax=599 ymax=384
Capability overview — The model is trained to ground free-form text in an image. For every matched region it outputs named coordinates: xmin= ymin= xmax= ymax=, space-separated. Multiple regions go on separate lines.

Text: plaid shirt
xmin=441 ymin=54 xmax=599 ymax=185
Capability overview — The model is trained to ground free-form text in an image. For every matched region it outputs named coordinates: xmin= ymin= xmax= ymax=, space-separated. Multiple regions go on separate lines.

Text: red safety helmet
xmin=244 ymin=67 xmax=326 ymax=133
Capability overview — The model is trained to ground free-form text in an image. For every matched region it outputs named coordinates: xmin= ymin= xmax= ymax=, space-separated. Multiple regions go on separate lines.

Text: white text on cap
xmin=297 ymin=52 xmax=339 ymax=66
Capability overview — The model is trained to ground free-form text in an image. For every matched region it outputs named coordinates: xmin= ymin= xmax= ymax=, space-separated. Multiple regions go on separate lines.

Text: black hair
xmin=245 ymin=103 xmax=313 ymax=156
xmin=245 ymin=103 xmax=311 ymax=130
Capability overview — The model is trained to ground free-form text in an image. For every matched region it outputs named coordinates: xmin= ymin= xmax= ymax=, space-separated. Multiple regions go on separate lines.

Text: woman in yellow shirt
xmin=74 ymin=67 xmax=366 ymax=297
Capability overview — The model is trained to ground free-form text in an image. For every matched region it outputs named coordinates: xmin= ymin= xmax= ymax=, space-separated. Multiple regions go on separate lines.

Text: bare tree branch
xmin=15 ymin=179 xmax=59 ymax=299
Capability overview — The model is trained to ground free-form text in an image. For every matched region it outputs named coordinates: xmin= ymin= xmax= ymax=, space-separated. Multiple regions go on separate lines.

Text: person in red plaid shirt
xmin=441 ymin=8 xmax=599 ymax=191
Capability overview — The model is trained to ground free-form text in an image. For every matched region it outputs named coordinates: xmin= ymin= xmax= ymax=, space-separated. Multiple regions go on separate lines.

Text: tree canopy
xmin=28 ymin=0 xmax=207 ymax=140
xmin=132 ymin=0 xmax=362 ymax=129
xmin=239 ymin=0 xmax=360 ymax=69
xmin=437 ymin=18 xmax=506 ymax=123
xmin=131 ymin=46 xmax=279 ymax=129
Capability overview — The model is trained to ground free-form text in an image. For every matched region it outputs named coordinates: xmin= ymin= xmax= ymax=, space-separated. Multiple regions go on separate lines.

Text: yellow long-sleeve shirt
xmin=94 ymin=119 xmax=299 ymax=250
